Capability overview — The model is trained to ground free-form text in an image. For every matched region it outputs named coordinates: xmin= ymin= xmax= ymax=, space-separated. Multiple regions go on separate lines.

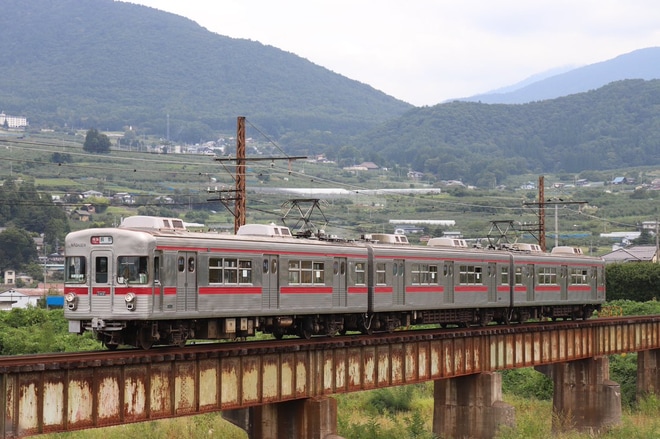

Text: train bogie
xmin=63 ymin=216 xmax=605 ymax=349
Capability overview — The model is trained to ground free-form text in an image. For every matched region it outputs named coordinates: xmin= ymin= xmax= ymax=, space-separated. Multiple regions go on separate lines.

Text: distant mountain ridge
xmin=0 ymin=0 xmax=411 ymax=146
xmin=358 ymin=79 xmax=660 ymax=185
xmin=461 ymin=47 xmax=660 ymax=104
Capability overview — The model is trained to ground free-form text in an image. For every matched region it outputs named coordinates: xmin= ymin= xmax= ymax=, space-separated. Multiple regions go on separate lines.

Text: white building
xmin=0 ymin=112 xmax=28 ymax=129
xmin=0 ymin=289 xmax=39 ymax=310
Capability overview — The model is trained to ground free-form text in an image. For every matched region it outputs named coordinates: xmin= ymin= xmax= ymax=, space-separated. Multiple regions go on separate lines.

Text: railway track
xmin=0 ymin=315 xmax=650 ymax=372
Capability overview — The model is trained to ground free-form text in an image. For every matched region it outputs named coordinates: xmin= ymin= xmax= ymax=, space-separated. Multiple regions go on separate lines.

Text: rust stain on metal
xmin=279 ymin=354 xmax=294 ymax=399
xmin=377 ymin=345 xmax=390 ymax=387
xmin=123 ymin=366 xmax=147 ymax=422
xmin=261 ymin=354 xmax=279 ymax=402
xmin=42 ymin=379 xmax=64 ymax=431
xmin=241 ymin=356 xmax=260 ymax=404
xmin=2 ymin=318 xmax=660 ymax=437
xmin=149 ymin=364 xmax=173 ymax=418
xmin=220 ymin=357 xmax=240 ymax=408
xmin=334 ymin=350 xmax=346 ymax=391
xmin=67 ymin=370 xmax=94 ymax=430
xmin=174 ymin=362 xmax=196 ymax=415
xmin=198 ymin=359 xmax=219 ymax=410
xmin=97 ymin=375 xmax=121 ymax=424
xmin=390 ymin=344 xmax=404 ymax=385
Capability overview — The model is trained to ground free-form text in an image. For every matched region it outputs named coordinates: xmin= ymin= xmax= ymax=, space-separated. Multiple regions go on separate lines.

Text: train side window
xmin=501 ymin=266 xmax=509 ymax=285
xmin=515 ymin=267 xmax=523 ymax=285
xmin=537 ymin=267 xmax=557 ymax=285
xmin=333 ymin=261 xmax=339 ymax=275
xmin=340 ymin=261 xmax=346 ymax=275
xmin=188 ymin=257 xmax=195 ymax=272
xmin=429 ymin=265 xmax=438 ymax=284
xmin=239 ymin=260 xmax=252 ymax=283
xmin=65 ymin=256 xmax=86 ymax=283
xmin=355 ymin=262 xmax=366 ymax=285
xmin=411 ymin=263 xmax=420 ymax=284
xmin=263 ymin=259 xmax=269 ymax=274
xmin=459 ymin=265 xmax=482 ymax=285
xmin=271 ymin=259 xmax=277 ymax=274
xmin=178 ymin=256 xmax=185 ymax=272
xmin=209 ymin=258 xmax=223 ymax=283
xmin=95 ymin=257 xmax=108 ymax=284
xmin=376 ymin=263 xmax=387 ymax=284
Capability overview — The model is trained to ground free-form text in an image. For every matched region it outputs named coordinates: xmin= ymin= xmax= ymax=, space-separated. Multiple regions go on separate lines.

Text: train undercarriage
xmin=86 ymin=303 xmax=599 ymax=350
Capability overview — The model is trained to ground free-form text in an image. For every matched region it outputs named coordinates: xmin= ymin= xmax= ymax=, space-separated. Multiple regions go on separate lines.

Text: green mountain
xmin=358 ymin=79 xmax=660 ymax=186
xmin=0 ymin=0 xmax=411 ymax=145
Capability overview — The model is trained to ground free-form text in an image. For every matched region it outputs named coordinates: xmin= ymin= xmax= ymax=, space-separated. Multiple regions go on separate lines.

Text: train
xmin=63 ymin=215 xmax=606 ymax=349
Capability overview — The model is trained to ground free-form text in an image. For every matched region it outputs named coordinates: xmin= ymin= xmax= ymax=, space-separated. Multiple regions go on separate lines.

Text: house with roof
xmin=611 ymin=177 xmax=627 ymax=185
xmin=0 ymin=289 xmax=40 ymax=310
xmin=601 ymin=245 xmax=659 ymax=264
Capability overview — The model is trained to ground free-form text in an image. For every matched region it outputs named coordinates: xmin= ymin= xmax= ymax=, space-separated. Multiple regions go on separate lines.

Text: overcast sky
xmin=127 ymin=0 xmax=660 ymax=106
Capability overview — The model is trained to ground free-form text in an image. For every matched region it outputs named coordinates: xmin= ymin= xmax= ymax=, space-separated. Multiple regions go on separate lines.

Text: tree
xmin=0 ymin=228 xmax=38 ymax=271
xmin=83 ymin=128 xmax=111 ymax=153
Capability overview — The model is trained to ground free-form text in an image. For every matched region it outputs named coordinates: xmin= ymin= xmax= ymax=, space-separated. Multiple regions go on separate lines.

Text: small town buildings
xmin=602 ymin=245 xmax=660 ymax=264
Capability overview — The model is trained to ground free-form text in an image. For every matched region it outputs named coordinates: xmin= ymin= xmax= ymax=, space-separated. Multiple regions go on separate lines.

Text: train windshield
xmin=65 ymin=257 xmax=87 ymax=284
xmin=117 ymin=256 xmax=149 ymax=284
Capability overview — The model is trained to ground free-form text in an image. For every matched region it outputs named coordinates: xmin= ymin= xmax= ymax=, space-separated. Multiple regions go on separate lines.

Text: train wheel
xmin=273 ymin=328 xmax=285 ymax=340
xmin=138 ymin=328 xmax=154 ymax=350
xmin=300 ymin=328 xmax=313 ymax=340
xmin=104 ymin=342 xmax=119 ymax=351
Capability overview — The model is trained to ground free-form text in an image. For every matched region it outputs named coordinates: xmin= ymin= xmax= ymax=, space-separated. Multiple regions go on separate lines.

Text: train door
xmin=176 ymin=252 xmax=198 ymax=312
xmin=154 ymin=252 xmax=165 ymax=312
xmin=443 ymin=261 xmax=454 ymax=303
xmin=90 ymin=250 xmax=112 ymax=311
xmin=560 ymin=265 xmax=569 ymax=300
xmin=487 ymin=262 xmax=498 ymax=302
xmin=262 ymin=255 xmax=279 ymax=309
xmin=393 ymin=259 xmax=405 ymax=306
xmin=332 ymin=257 xmax=347 ymax=307
xmin=525 ymin=264 xmax=535 ymax=301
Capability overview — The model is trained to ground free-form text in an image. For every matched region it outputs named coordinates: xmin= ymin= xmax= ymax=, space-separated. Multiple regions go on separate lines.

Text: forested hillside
xmin=0 ymin=0 xmax=411 ymax=145
xmin=358 ymin=79 xmax=660 ymax=185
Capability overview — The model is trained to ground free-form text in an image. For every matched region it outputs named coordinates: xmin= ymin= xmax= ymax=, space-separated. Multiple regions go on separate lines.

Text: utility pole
xmin=522 ymin=175 xmax=587 ymax=252
xmin=211 ymin=117 xmax=306 ymax=233
xmin=235 ymin=116 xmax=246 ymax=233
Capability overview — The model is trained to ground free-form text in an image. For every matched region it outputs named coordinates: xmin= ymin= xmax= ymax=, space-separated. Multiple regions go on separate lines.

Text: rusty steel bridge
xmin=1 ymin=316 xmax=660 ymax=438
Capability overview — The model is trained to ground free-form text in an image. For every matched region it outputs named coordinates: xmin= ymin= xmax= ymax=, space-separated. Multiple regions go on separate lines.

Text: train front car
xmin=64 ymin=225 xmax=159 ymax=349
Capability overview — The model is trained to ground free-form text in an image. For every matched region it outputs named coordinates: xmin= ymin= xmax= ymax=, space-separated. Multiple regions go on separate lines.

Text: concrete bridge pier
xmin=433 ymin=372 xmax=515 ymax=439
xmin=637 ymin=348 xmax=660 ymax=397
xmin=223 ymin=396 xmax=344 ymax=439
xmin=537 ymin=356 xmax=621 ymax=434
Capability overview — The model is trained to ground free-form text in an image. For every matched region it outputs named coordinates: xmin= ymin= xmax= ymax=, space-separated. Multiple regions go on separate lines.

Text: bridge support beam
xmin=222 ymin=397 xmax=344 ymax=439
xmin=537 ymin=356 xmax=621 ymax=434
xmin=637 ymin=349 xmax=660 ymax=398
xmin=433 ymin=372 xmax=515 ymax=439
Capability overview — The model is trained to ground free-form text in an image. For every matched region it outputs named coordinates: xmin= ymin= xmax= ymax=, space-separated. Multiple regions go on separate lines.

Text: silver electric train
xmin=63 ymin=216 xmax=605 ymax=349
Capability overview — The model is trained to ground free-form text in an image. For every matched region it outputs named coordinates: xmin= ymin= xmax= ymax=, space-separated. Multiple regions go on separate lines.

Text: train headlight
xmin=125 ymin=292 xmax=136 ymax=311
xmin=65 ymin=292 xmax=78 ymax=310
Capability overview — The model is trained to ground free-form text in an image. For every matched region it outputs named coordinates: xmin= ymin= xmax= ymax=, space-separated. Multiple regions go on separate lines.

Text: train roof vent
xmin=551 ymin=246 xmax=584 ymax=255
xmin=427 ymin=237 xmax=468 ymax=248
xmin=119 ymin=216 xmax=186 ymax=231
xmin=369 ymin=233 xmax=410 ymax=244
xmin=511 ymin=243 xmax=543 ymax=253
xmin=236 ymin=223 xmax=292 ymax=237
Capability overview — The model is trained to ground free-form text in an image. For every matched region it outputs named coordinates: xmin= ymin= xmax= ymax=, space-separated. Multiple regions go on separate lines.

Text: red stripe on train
xmin=280 ymin=286 xmax=333 ymax=294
